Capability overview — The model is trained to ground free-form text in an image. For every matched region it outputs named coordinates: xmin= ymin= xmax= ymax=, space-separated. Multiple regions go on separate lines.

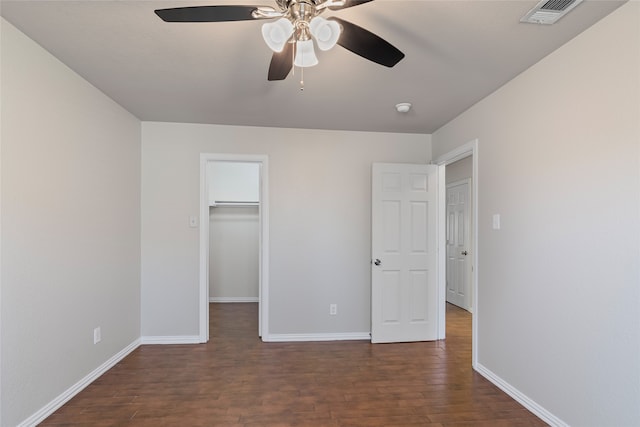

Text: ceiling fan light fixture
xmin=154 ymin=1 xmax=406 ymax=83
xmin=294 ymin=39 xmax=319 ymax=67
xmin=309 ymin=17 xmax=341 ymax=51
xmin=261 ymin=17 xmax=294 ymax=52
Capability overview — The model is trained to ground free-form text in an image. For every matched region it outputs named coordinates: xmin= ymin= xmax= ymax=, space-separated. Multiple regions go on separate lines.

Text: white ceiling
xmin=0 ymin=0 xmax=625 ymax=134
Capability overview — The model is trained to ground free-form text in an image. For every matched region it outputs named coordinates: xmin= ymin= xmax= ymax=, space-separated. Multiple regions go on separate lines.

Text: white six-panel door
xmin=446 ymin=180 xmax=471 ymax=311
xmin=371 ymin=163 xmax=438 ymax=343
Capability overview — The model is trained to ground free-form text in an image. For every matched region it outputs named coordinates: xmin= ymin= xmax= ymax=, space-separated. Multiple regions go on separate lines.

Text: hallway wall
xmin=432 ymin=3 xmax=640 ymax=425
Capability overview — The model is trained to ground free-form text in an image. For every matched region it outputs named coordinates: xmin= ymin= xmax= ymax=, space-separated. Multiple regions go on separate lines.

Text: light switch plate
xmin=492 ymin=214 xmax=501 ymax=230
xmin=189 ymin=216 xmax=198 ymax=228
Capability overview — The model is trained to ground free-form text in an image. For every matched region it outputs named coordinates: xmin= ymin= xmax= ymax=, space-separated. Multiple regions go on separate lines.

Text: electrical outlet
xmin=329 ymin=304 xmax=337 ymax=316
xmin=93 ymin=327 xmax=101 ymax=344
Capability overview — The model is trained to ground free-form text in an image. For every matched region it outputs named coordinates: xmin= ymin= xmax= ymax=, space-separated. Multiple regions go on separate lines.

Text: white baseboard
xmin=475 ymin=363 xmax=568 ymax=427
xmin=263 ymin=332 xmax=370 ymax=342
xmin=209 ymin=297 xmax=259 ymax=303
xmin=18 ymin=338 xmax=141 ymax=427
xmin=140 ymin=335 xmax=201 ymax=345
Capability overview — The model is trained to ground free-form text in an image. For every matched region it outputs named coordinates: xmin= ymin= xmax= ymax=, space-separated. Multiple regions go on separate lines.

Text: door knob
xmin=373 ymin=259 xmax=382 ymax=266
xmin=461 ymin=251 xmax=468 ymax=256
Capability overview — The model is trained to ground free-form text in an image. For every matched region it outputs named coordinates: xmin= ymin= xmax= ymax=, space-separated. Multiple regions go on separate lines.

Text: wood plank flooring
xmin=41 ymin=303 xmax=546 ymax=426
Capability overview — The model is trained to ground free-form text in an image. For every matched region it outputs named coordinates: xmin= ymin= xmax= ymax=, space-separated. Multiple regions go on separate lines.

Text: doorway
xmin=209 ymin=161 xmax=260 ymax=305
xmin=436 ymin=139 xmax=478 ymax=368
xmin=199 ymin=154 xmax=269 ymax=343
xmin=446 ymin=171 xmax=472 ymax=312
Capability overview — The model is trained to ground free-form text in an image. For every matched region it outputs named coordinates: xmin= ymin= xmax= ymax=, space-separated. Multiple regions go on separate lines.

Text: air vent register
xmin=520 ymin=0 xmax=584 ymax=25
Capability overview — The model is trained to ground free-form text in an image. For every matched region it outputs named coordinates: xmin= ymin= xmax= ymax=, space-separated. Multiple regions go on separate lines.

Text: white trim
xmin=437 ymin=140 xmax=476 ymax=165
xmin=264 ymin=332 xmax=371 ymax=342
xmin=199 ymin=156 xmax=210 ymax=343
xmin=140 ymin=335 xmax=201 ymax=345
xmin=17 ymin=339 xmax=140 ymax=427
xmin=437 ymin=165 xmax=446 ymax=339
xmin=475 ymin=363 xmax=568 ymax=427
xmin=446 ymin=178 xmax=471 ymax=189
xmin=200 ymin=154 xmax=269 ymax=343
xmin=209 ymin=297 xmax=259 ymax=303
xmin=259 ymin=159 xmax=270 ymax=339
xmin=435 ymin=139 xmax=479 ymax=368
xmin=0 ymin=111 xmax=3 ymax=423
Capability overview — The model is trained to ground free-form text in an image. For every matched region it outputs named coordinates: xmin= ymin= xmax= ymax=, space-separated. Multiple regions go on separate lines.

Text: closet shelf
xmin=210 ymin=201 xmax=259 ymax=207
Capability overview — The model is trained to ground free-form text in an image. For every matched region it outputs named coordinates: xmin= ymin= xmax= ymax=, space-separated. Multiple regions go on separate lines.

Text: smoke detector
xmin=395 ymin=103 xmax=412 ymax=113
xmin=520 ymin=0 xmax=584 ymax=25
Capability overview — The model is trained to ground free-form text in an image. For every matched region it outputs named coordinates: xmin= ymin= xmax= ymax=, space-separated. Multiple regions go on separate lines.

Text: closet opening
xmin=199 ymin=154 xmax=269 ymax=342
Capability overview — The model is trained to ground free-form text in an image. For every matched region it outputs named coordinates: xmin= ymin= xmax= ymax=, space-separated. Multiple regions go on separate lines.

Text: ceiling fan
xmin=154 ymin=0 xmax=405 ymax=81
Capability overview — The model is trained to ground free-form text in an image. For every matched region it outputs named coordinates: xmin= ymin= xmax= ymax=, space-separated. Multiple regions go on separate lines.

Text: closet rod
xmin=211 ymin=201 xmax=259 ymax=207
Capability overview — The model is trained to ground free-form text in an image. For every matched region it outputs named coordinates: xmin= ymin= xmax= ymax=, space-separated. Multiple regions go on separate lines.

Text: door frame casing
xmin=199 ymin=153 xmax=269 ymax=342
xmin=435 ymin=139 xmax=478 ymax=368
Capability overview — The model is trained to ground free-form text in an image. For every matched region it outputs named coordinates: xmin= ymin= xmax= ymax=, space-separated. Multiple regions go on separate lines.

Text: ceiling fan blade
xmin=268 ymin=42 xmax=294 ymax=81
xmin=155 ymin=5 xmax=266 ymax=22
xmin=328 ymin=0 xmax=374 ymax=11
xmin=332 ymin=17 xmax=404 ymax=67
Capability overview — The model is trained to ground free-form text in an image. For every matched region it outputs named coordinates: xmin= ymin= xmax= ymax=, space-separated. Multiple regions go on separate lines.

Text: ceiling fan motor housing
xmin=277 ymin=0 xmax=325 ymax=11
xmin=291 ymin=0 xmax=320 ymax=24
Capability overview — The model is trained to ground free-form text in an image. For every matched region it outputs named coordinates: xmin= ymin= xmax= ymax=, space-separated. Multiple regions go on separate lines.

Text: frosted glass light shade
xmin=309 ymin=17 xmax=340 ymax=51
xmin=294 ymin=39 xmax=318 ymax=67
xmin=261 ymin=18 xmax=294 ymax=52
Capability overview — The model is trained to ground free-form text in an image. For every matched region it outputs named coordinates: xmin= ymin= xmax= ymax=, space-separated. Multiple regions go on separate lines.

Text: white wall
xmin=208 ymin=161 xmax=260 ymax=204
xmin=445 ymin=156 xmax=472 ymax=184
xmin=209 ymin=206 xmax=259 ymax=300
xmin=141 ymin=122 xmax=430 ymax=337
xmin=432 ymin=3 xmax=640 ymax=426
xmin=1 ymin=19 xmax=141 ymax=426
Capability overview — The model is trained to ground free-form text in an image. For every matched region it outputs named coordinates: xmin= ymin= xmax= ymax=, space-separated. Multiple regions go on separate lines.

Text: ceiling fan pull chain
xmin=292 ymin=40 xmax=303 ymax=91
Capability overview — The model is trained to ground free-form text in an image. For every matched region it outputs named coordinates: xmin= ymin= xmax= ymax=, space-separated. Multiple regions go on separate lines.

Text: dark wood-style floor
xmin=41 ymin=303 xmax=546 ymax=426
